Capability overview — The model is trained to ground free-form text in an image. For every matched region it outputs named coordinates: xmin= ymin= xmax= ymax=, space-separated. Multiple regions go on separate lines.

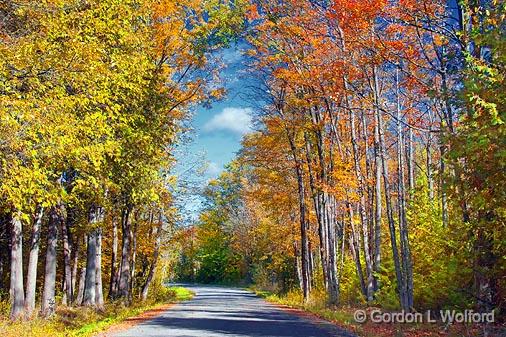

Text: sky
xmin=173 ymin=43 xmax=256 ymax=221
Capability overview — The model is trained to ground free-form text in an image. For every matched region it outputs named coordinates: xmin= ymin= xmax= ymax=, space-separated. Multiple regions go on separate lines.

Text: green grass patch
xmin=170 ymin=286 xmax=193 ymax=301
xmin=0 ymin=286 xmax=194 ymax=337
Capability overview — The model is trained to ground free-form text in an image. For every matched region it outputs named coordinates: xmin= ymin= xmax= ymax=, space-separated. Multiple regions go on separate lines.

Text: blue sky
xmin=191 ymin=44 xmax=253 ymax=177
xmin=173 ymin=43 xmax=255 ymax=220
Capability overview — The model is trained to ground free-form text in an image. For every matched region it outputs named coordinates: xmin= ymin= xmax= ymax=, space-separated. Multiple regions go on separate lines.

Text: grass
xmin=0 ymin=286 xmax=194 ymax=337
xmin=170 ymin=286 xmax=194 ymax=301
xmin=251 ymin=287 xmax=358 ymax=326
xmin=249 ymin=287 xmax=500 ymax=337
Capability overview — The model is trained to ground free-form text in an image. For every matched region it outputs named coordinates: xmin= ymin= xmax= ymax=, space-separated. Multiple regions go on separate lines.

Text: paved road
xmin=114 ymin=285 xmax=355 ymax=337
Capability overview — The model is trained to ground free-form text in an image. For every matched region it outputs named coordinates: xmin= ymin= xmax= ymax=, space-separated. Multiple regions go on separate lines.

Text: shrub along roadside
xmin=0 ymin=286 xmax=193 ymax=337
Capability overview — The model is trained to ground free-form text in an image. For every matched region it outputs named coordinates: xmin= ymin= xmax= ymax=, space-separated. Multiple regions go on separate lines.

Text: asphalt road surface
xmin=113 ymin=285 xmax=356 ymax=337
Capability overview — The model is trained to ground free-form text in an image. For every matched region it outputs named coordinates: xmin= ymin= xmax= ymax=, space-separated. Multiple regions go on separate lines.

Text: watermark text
xmin=353 ymin=309 xmax=495 ymax=324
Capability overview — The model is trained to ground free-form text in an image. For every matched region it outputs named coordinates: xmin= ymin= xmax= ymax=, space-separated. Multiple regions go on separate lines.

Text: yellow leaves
xmin=209 ymin=87 xmax=226 ymax=100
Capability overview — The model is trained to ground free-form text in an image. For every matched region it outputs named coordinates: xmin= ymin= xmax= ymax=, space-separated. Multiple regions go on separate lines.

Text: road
xmin=113 ymin=285 xmax=356 ymax=337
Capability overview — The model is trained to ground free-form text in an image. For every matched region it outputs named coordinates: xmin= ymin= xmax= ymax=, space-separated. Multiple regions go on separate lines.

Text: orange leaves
xmin=330 ymin=0 xmax=388 ymax=32
xmin=245 ymin=4 xmax=260 ymax=21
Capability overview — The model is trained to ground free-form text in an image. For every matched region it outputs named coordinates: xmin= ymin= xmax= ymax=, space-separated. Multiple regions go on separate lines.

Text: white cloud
xmin=205 ymin=162 xmax=221 ymax=177
xmin=203 ymin=107 xmax=253 ymax=135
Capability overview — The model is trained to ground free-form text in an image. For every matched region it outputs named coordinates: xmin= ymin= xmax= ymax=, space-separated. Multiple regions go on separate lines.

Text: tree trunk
xmin=407 ymin=127 xmax=415 ymax=194
xmin=76 ymin=263 xmax=86 ymax=305
xmin=440 ymin=142 xmax=449 ymax=227
xmin=396 ymin=69 xmax=414 ymax=309
xmin=25 ymin=206 xmax=44 ymax=315
xmin=374 ymin=66 xmax=408 ymax=310
xmin=349 ymin=104 xmax=374 ymax=302
xmin=325 ymin=194 xmax=340 ymax=305
xmin=347 ymin=202 xmax=366 ymax=297
xmin=95 ymin=228 xmax=104 ymax=309
xmin=427 ymin=141 xmax=434 ymax=200
xmin=129 ymin=215 xmax=138 ymax=302
xmin=71 ymin=235 xmax=81 ymax=304
xmin=293 ymin=242 xmax=304 ymax=293
xmin=108 ymin=216 xmax=119 ymax=299
xmin=117 ymin=207 xmax=132 ymax=300
xmin=82 ymin=231 xmax=97 ymax=306
xmin=9 ymin=213 xmax=25 ymax=320
xmin=288 ymin=132 xmax=311 ymax=302
xmin=373 ymin=100 xmax=382 ymax=283
xmin=141 ymin=218 xmax=163 ymax=301
xmin=41 ymin=207 xmax=59 ymax=317
xmin=61 ymin=217 xmax=72 ymax=305
xmin=311 ymin=106 xmax=339 ymax=305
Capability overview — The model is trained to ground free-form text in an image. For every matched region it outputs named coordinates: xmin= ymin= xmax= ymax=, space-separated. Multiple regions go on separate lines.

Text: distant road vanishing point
xmin=113 ymin=285 xmax=356 ymax=337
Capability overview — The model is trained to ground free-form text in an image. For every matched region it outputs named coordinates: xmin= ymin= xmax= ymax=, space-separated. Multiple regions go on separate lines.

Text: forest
xmin=177 ymin=0 xmax=506 ymax=331
xmin=0 ymin=0 xmax=244 ymax=326
xmin=0 ymin=0 xmax=505 ymax=336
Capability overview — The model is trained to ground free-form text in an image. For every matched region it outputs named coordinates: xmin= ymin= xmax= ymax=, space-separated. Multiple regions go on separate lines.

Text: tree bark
xmin=141 ymin=218 xmax=163 ymax=301
xmin=287 ymin=132 xmax=311 ymax=302
xmin=374 ymin=65 xmax=408 ymax=310
xmin=129 ymin=214 xmax=138 ymax=302
xmin=95 ymin=227 xmax=104 ymax=309
xmin=373 ymin=99 xmax=382 ymax=283
xmin=9 ymin=212 xmax=25 ymax=320
xmin=25 ymin=206 xmax=44 ymax=315
xmin=76 ymin=263 xmax=86 ymax=305
xmin=349 ymin=104 xmax=374 ymax=302
xmin=279 ymin=109 xmax=312 ymax=302
xmin=41 ymin=207 xmax=59 ymax=317
xmin=61 ymin=216 xmax=72 ymax=305
xmin=427 ymin=140 xmax=434 ymax=200
xmin=72 ymin=235 xmax=81 ymax=304
xmin=108 ymin=216 xmax=119 ymax=299
xmin=407 ymin=127 xmax=415 ymax=194
xmin=307 ymin=106 xmax=339 ymax=305
xmin=347 ymin=202 xmax=366 ymax=297
xmin=117 ymin=207 xmax=132 ymax=300
xmin=82 ymin=231 xmax=97 ymax=306
xmin=396 ymin=68 xmax=414 ymax=309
